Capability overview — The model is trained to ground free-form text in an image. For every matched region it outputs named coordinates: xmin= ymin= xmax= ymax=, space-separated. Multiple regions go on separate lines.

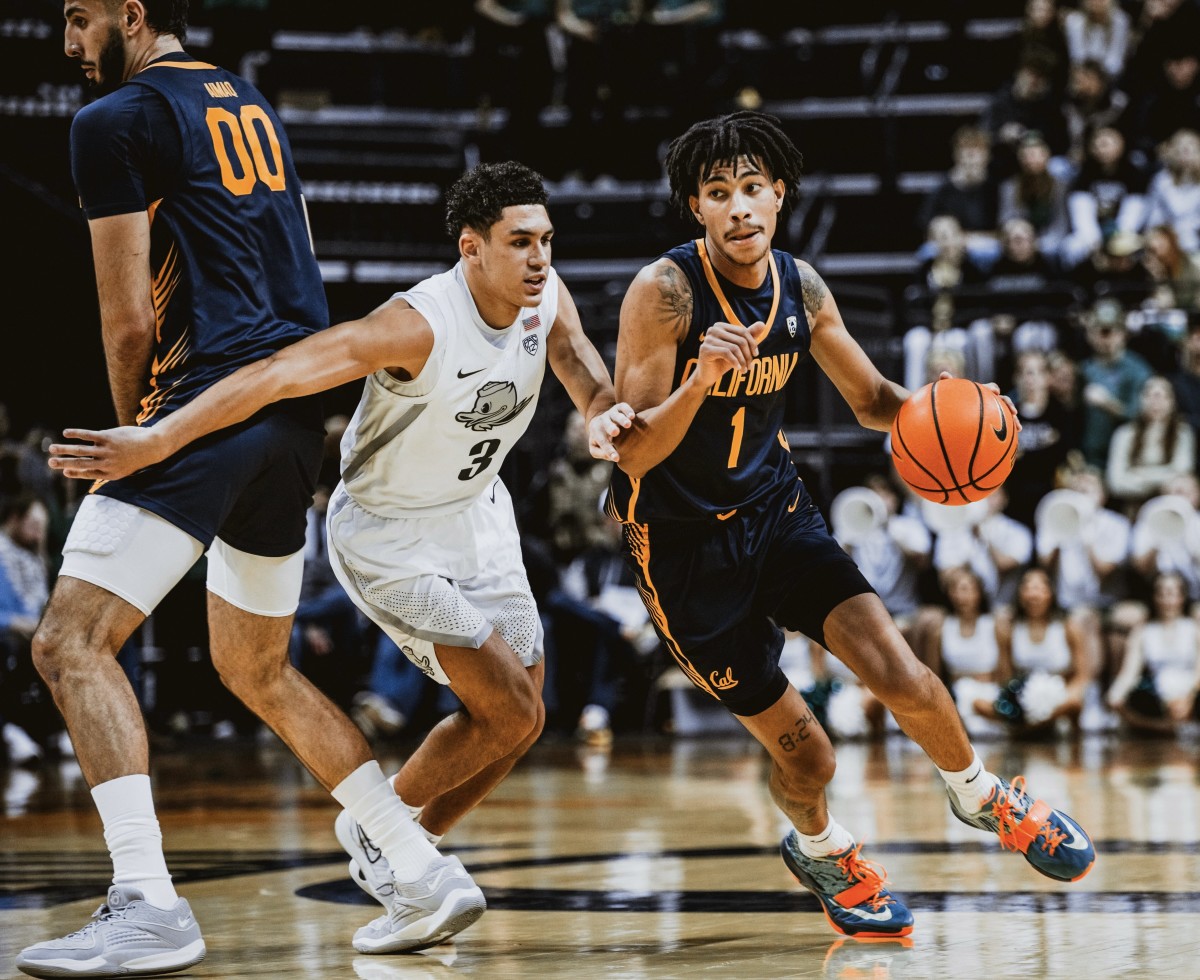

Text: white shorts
xmin=60 ymin=495 xmax=305 ymax=617
xmin=326 ymin=478 xmax=543 ymax=686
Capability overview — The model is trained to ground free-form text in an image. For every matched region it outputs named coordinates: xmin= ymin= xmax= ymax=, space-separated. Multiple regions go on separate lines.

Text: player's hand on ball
xmin=937 ymin=370 xmax=1022 ymax=432
xmin=694 ymin=321 xmax=761 ymax=389
xmin=48 ymin=426 xmax=169 ymax=481
xmin=589 ymin=402 xmax=637 ymax=462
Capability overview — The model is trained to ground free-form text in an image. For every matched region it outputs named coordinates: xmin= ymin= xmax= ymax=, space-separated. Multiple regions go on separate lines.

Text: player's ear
xmin=773 ymin=179 xmax=785 ymax=211
xmin=123 ymin=1 xmax=144 ymax=31
xmin=688 ymin=194 xmax=702 ymax=225
xmin=459 ymin=229 xmax=479 ymax=261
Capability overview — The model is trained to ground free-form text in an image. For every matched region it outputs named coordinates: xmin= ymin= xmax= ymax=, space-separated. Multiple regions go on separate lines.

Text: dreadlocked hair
xmin=665 ymin=111 xmax=804 ymax=225
xmin=444 ymin=161 xmax=548 ymax=239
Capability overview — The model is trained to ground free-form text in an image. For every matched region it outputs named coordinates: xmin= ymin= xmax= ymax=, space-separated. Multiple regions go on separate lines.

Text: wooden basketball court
xmin=3 ymin=732 xmax=1198 ymax=979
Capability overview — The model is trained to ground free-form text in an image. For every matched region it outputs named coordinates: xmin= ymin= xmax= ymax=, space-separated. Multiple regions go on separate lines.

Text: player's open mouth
xmin=525 ymin=276 xmax=546 ymax=290
xmin=727 ymin=230 xmax=761 ymax=243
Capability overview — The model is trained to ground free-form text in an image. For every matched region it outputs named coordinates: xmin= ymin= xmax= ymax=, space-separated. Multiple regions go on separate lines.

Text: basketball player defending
xmin=603 ymin=112 xmax=1095 ymax=938
xmin=47 ymin=161 xmax=635 ymax=956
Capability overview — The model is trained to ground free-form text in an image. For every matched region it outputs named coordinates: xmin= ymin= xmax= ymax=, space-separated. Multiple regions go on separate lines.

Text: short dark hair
xmin=664 ymin=111 xmax=804 ymax=225
xmin=131 ymin=0 xmax=189 ymax=43
xmin=444 ymin=161 xmax=548 ymax=239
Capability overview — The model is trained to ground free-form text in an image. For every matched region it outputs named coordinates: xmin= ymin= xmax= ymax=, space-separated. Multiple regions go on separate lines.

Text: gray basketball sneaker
xmin=335 ymin=809 xmax=396 ymax=908
xmin=15 ymin=885 xmax=205 ymax=979
xmin=352 ymin=855 xmax=486 ymax=954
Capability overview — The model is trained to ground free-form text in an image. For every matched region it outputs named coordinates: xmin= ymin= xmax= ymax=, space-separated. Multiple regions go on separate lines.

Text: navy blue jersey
xmin=69 ymin=53 xmax=327 ymax=425
xmin=609 ymin=239 xmax=811 ymax=523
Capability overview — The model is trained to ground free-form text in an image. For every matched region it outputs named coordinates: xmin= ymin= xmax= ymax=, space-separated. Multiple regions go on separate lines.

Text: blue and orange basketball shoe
xmin=780 ymin=832 xmax=915 ymax=938
xmin=948 ymin=775 xmax=1095 ymax=881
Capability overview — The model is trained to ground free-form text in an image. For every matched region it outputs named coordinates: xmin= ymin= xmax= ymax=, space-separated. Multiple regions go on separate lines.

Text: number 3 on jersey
xmin=459 ymin=438 xmax=501 ymax=481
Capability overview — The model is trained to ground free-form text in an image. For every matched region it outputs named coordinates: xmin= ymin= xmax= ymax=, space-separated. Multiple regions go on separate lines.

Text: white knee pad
xmin=60 ymin=495 xmax=204 ymax=615
xmin=206 ymin=538 xmax=305 ymax=618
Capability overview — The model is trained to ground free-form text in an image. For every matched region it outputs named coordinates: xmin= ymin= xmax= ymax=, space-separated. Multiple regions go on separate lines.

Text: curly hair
xmin=664 ymin=111 xmax=804 ymax=225
xmin=444 ymin=161 xmax=549 ymax=239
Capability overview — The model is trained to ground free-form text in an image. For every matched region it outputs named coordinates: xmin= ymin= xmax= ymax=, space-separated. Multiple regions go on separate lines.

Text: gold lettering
xmin=204 ymin=81 xmax=239 ymax=99
xmin=728 ymin=370 xmax=746 ymax=398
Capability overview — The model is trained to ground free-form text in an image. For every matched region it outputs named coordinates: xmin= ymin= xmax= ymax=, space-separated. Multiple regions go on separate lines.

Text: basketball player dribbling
xmin=46 ymin=161 xmax=634 ymax=959
xmin=604 ymin=111 xmax=1095 ymax=937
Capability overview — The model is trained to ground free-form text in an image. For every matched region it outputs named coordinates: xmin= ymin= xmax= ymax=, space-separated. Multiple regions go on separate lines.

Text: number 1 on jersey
xmin=727 ymin=406 xmax=745 ymax=469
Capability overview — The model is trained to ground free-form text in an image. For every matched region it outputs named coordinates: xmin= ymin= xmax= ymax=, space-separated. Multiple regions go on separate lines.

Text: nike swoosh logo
xmin=356 ymin=824 xmax=384 ymax=864
xmin=458 ymin=367 xmax=485 ymax=379
xmin=1054 ymin=813 xmax=1091 ymax=851
xmin=843 ymin=905 xmax=894 ymax=922
xmin=992 ymin=404 xmax=1008 ymax=442
xmin=176 ymin=917 xmax=194 ymax=929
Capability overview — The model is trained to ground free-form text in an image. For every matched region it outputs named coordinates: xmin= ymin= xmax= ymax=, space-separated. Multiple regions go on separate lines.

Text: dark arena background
xmin=3 ymin=2 xmax=1200 ymax=978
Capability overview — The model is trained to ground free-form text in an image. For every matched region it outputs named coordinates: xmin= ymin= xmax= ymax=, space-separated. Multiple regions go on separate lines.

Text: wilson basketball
xmin=890 ymin=378 xmax=1018 ymax=505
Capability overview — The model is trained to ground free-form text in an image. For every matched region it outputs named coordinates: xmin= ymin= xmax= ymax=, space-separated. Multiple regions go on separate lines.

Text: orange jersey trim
xmin=695 ymin=238 xmax=779 ymax=343
xmin=624 ymin=522 xmax=717 ymax=698
xmin=142 ymin=60 xmax=217 ymax=71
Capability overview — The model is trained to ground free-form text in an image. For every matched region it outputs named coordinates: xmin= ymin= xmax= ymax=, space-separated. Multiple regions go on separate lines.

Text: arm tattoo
xmin=795 ymin=260 xmax=828 ymax=319
xmin=654 ymin=262 xmax=693 ymax=339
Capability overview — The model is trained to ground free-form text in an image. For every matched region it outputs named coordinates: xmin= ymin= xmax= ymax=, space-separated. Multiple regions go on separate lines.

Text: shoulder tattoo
xmin=795 ymin=260 xmax=828 ymax=319
xmin=654 ymin=263 xmax=693 ymax=339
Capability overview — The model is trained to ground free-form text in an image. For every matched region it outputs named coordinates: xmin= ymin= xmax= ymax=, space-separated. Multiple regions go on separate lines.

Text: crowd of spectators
xmin=901 ymin=4 xmax=1200 ymax=743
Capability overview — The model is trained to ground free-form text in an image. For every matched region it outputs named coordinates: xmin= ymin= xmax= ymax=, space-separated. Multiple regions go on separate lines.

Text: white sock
xmin=404 ymin=800 xmax=444 ymax=846
xmin=333 ymin=761 xmax=439 ymax=883
xmin=937 ymin=749 xmax=1000 ymax=814
xmin=794 ymin=815 xmax=856 ymax=858
xmin=91 ymin=774 xmax=178 ymax=910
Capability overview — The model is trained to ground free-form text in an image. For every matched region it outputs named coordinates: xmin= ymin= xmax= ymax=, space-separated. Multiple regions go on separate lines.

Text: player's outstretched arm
xmin=612 ymin=259 xmax=758 ymax=479
xmin=546 ymin=280 xmax=635 ymax=462
xmin=48 ymin=300 xmax=435 ymax=481
xmin=801 ymin=259 xmax=910 ymax=433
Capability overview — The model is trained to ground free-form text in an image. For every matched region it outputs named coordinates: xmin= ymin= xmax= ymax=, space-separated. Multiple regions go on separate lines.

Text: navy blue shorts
xmin=623 ymin=481 xmax=875 ymax=716
xmin=96 ymin=399 xmax=325 ymax=557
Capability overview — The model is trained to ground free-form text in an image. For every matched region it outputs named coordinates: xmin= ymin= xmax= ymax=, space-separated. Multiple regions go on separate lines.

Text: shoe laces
xmin=834 ymin=843 xmax=894 ymax=912
xmin=989 ymin=776 xmax=1065 ymax=856
xmin=63 ymin=901 xmax=128 ymax=941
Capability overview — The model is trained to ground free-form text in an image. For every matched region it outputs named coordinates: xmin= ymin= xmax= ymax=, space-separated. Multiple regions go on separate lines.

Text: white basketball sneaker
xmin=353 ymin=855 xmax=486 ymax=954
xmin=15 ymin=885 xmax=205 ymax=978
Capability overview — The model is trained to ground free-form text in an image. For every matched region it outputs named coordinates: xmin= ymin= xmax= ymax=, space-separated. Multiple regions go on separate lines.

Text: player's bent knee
xmin=773 ymin=750 xmax=836 ymax=794
xmin=869 ymin=660 xmax=941 ymax=714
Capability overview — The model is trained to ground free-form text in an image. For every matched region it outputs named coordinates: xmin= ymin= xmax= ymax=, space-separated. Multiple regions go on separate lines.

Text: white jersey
xmin=339 ymin=262 xmax=559 ymax=517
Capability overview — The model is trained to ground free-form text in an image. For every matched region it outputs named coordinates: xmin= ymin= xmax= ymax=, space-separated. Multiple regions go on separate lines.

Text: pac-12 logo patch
xmin=787 ymin=315 xmax=798 ymax=338
xmin=523 ymin=334 xmax=539 ymax=355
xmin=455 ymin=380 xmax=535 ymax=431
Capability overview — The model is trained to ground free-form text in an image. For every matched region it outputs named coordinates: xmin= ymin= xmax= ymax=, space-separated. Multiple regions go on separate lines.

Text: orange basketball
xmin=891 ymin=378 xmax=1018 ymax=505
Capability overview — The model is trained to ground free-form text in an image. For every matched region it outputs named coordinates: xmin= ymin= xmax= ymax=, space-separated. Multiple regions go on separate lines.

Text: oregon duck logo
xmin=455 ymin=380 xmax=534 ymax=432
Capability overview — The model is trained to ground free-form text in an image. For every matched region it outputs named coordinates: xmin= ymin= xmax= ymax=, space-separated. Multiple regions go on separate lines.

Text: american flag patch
xmin=522 ymin=314 xmax=540 ymax=331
